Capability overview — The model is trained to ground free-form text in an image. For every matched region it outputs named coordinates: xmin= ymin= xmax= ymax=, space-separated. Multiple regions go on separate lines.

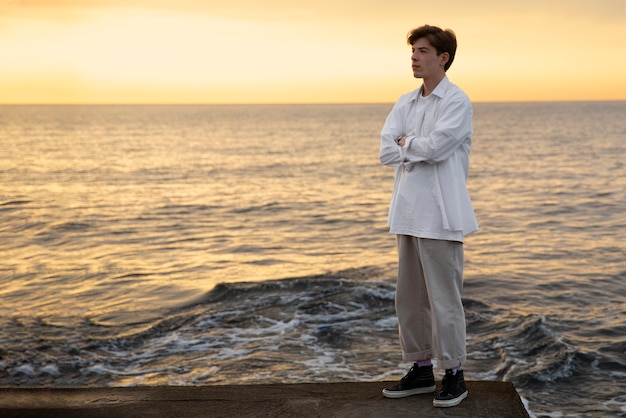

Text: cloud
xmin=3 ymin=0 xmax=624 ymax=28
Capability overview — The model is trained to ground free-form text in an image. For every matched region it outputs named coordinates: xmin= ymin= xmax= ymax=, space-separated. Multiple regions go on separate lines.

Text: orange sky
xmin=1 ymin=0 xmax=625 ymax=104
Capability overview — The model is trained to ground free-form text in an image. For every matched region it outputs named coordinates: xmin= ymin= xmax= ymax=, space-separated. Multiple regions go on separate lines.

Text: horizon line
xmin=1 ymin=99 xmax=625 ymax=106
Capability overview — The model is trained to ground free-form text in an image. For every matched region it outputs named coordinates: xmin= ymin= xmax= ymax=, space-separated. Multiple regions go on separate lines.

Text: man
xmin=379 ymin=25 xmax=478 ymax=408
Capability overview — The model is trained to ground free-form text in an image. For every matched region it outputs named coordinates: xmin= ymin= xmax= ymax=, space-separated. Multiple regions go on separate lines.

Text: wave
xmin=1 ymin=268 xmax=625 ymax=415
xmin=0 ymin=269 xmax=605 ymax=389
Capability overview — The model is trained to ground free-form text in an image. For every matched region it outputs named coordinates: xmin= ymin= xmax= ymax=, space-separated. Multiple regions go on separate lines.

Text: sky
xmin=1 ymin=0 xmax=625 ymax=104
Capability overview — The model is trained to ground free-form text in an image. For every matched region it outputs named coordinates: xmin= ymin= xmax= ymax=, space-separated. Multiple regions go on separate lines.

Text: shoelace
xmin=400 ymin=366 xmax=419 ymax=383
xmin=440 ymin=372 xmax=455 ymax=394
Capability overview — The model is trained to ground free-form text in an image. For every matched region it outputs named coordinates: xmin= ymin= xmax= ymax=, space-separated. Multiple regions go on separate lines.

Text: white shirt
xmin=379 ymin=76 xmax=478 ymax=242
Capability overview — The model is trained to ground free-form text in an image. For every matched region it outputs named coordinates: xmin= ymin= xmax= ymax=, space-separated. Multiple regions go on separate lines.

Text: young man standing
xmin=379 ymin=25 xmax=478 ymax=408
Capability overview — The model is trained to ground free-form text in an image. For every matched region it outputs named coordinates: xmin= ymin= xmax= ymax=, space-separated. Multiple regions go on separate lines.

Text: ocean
xmin=0 ymin=101 xmax=624 ymax=417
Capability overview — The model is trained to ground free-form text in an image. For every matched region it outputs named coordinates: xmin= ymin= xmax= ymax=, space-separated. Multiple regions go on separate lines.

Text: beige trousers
xmin=395 ymin=235 xmax=467 ymax=370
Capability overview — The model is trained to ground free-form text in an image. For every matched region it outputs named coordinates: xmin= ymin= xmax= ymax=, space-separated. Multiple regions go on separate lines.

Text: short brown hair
xmin=407 ymin=25 xmax=457 ymax=71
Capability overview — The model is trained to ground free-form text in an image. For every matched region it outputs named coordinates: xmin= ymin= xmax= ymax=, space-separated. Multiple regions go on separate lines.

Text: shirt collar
xmin=410 ymin=76 xmax=450 ymax=102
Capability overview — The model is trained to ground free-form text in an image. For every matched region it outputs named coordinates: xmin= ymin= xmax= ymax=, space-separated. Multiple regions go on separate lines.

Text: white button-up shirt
xmin=379 ymin=76 xmax=478 ymax=241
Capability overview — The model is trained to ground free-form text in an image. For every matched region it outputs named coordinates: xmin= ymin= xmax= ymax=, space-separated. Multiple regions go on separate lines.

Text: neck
xmin=421 ymin=73 xmax=445 ymax=96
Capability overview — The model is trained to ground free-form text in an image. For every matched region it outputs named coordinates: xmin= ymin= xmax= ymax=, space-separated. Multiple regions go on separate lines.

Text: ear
xmin=440 ymin=52 xmax=450 ymax=67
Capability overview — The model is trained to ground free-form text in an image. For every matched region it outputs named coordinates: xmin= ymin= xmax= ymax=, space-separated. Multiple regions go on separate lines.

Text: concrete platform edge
xmin=0 ymin=381 xmax=530 ymax=417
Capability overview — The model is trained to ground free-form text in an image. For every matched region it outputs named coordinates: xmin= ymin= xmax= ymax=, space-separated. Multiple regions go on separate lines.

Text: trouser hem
xmin=401 ymin=353 xmax=466 ymax=370
xmin=401 ymin=351 xmax=433 ymax=363
xmin=438 ymin=355 xmax=466 ymax=370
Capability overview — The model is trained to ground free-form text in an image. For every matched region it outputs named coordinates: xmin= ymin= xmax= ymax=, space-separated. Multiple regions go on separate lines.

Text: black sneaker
xmin=382 ymin=364 xmax=436 ymax=398
xmin=433 ymin=369 xmax=468 ymax=407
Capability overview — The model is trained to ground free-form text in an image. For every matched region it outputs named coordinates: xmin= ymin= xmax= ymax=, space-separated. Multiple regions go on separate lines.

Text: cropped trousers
xmin=395 ymin=235 xmax=467 ymax=370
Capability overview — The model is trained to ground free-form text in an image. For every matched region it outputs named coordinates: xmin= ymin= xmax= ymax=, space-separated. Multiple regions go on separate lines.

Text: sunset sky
xmin=1 ymin=0 xmax=625 ymax=104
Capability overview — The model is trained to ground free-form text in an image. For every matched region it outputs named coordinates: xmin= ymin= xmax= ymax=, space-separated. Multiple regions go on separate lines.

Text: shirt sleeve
xmin=403 ymin=94 xmax=472 ymax=164
xmin=379 ymin=98 xmax=407 ymax=167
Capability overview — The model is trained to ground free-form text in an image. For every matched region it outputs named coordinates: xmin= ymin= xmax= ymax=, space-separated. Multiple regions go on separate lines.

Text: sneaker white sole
xmin=433 ymin=390 xmax=468 ymax=407
xmin=382 ymin=385 xmax=436 ymax=399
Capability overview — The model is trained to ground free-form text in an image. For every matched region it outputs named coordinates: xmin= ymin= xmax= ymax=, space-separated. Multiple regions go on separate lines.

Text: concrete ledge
xmin=0 ymin=381 xmax=529 ymax=417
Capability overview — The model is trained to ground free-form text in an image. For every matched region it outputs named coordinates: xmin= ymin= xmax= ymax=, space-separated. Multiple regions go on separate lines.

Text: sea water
xmin=0 ymin=102 xmax=624 ymax=417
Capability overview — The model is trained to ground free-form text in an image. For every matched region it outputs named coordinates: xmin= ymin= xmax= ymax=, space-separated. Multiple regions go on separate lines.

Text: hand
xmin=398 ymin=135 xmax=407 ymax=147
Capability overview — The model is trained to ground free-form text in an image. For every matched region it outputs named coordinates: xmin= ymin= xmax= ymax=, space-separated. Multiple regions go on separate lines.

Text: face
xmin=411 ymin=37 xmax=448 ymax=81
